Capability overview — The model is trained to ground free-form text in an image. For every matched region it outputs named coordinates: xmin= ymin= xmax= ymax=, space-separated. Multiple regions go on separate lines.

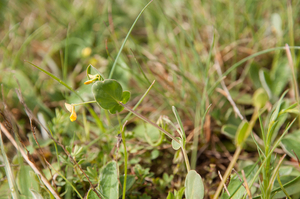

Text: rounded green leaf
xmin=172 ymin=137 xmax=181 ymax=150
xmin=185 ymin=170 xmax=204 ymax=199
xmin=109 ymin=104 xmax=124 ymax=114
xmin=92 ymin=79 xmax=123 ymax=110
xmin=122 ymin=91 xmax=131 ymax=104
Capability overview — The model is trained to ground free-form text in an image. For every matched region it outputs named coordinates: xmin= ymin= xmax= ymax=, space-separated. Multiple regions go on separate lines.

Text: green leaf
xmin=172 ymin=137 xmax=182 ymax=150
xmin=185 ymin=170 xmax=204 ymax=199
xmin=281 ymin=130 xmax=300 ymax=159
xmin=176 ymin=187 xmax=186 ymax=199
xmin=167 ymin=192 xmax=175 ymax=199
xmin=172 ymin=106 xmax=186 ymax=141
xmin=109 ymin=104 xmax=124 ymax=114
xmin=119 ymin=175 xmax=136 ymax=197
xmin=92 ymin=79 xmax=130 ymax=114
xmin=270 ymin=90 xmax=288 ymax=125
xmin=86 ymin=189 xmax=99 ymax=199
xmin=221 ymin=124 xmax=237 ymax=139
xmin=93 ymin=79 xmax=123 ymax=108
xmin=122 ymin=91 xmax=131 ymax=104
xmin=235 ymin=120 xmax=249 ymax=147
xmin=99 ymin=161 xmax=119 ymax=199
xmin=270 ymin=60 xmax=290 ymax=96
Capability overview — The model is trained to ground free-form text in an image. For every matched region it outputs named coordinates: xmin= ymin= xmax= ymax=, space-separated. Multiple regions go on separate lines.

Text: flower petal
xmin=84 ymin=80 xmax=94 ymax=85
xmin=70 ymin=108 xmax=77 ymax=122
xmin=65 ymin=103 xmax=73 ymax=112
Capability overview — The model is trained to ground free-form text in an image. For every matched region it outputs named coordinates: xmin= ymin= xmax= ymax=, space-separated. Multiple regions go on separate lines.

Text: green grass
xmin=1 ymin=0 xmax=300 ymax=198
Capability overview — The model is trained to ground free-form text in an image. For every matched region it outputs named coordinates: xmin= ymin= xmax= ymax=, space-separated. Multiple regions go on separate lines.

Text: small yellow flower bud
xmin=84 ymin=80 xmax=94 ymax=85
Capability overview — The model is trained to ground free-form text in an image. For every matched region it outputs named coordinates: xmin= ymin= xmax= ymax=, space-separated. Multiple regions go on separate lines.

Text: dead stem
xmin=0 ymin=123 xmax=61 ymax=199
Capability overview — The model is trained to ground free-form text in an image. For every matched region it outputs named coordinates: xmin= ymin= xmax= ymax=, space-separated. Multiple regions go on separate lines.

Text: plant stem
xmin=117 ymin=115 xmax=128 ymax=199
xmin=120 ymin=103 xmax=192 ymax=172
xmin=121 ymin=128 xmax=128 ymax=199
xmin=72 ymin=101 xmax=97 ymax=106
xmin=120 ymin=102 xmax=180 ymax=144
xmin=214 ymin=108 xmax=259 ymax=199
xmin=213 ymin=146 xmax=242 ymax=199
xmin=181 ymin=146 xmax=191 ymax=172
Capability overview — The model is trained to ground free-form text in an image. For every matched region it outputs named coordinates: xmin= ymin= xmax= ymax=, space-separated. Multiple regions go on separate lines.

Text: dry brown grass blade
xmin=214 ymin=52 xmax=244 ymax=120
xmin=218 ymin=170 xmax=230 ymax=196
xmin=242 ymin=170 xmax=252 ymax=199
xmin=0 ymin=123 xmax=61 ymax=199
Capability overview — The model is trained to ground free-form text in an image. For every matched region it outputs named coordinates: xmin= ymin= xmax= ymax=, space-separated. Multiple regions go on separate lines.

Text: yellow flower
xmin=84 ymin=80 xmax=94 ymax=85
xmin=65 ymin=103 xmax=77 ymax=122
xmin=84 ymin=74 xmax=101 ymax=84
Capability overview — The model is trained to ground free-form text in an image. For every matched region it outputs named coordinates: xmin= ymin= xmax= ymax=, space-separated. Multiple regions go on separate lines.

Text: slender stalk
xmin=276 ymin=173 xmax=292 ymax=199
xmin=285 ymin=44 xmax=300 ymax=128
xmin=191 ymin=105 xmax=201 ymax=169
xmin=120 ymin=120 xmax=128 ymax=199
xmin=116 ymin=114 xmax=128 ymax=199
xmin=181 ymin=146 xmax=191 ymax=172
xmin=121 ymin=131 xmax=128 ymax=198
xmin=287 ymin=0 xmax=295 ymax=61
xmin=108 ymin=0 xmax=153 ymax=79
xmin=120 ymin=102 xmax=192 ymax=172
xmin=120 ymin=102 xmax=180 ymax=144
xmin=72 ymin=101 xmax=97 ymax=106
xmin=213 ymin=146 xmax=242 ymax=199
xmin=214 ymin=109 xmax=259 ymax=199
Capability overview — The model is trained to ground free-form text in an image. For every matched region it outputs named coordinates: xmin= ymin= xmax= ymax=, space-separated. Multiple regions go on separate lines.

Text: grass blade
xmin=108 ymin=0 xmax=153 ymax=79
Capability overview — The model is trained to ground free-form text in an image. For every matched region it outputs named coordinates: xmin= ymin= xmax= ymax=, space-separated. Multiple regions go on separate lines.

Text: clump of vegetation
xmin=1 ymin=0 xmax=300 ymax=198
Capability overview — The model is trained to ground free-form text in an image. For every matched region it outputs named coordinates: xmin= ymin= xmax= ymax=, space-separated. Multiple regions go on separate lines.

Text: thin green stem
xmin=108 ymin=0 xmax=153 ymax=79
xmin=72 ymin=101 xmax=97 ymax=106
xmin=214 ymin=108 xmax=259 ymax=199
xmin=181 ymin=146 xmax=191 ymax=172
xmin=214 ymin=146 xmax=243 ymax=199
xmin=120 ymin=102 xmax=180 ymax=144
xmin=121 ymin=131 xmax=128 ymax=199
xmin=248 ymin=118 xmax=296 ymax=191
xmin=117 ymin=114 xmax=128 ymax=199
